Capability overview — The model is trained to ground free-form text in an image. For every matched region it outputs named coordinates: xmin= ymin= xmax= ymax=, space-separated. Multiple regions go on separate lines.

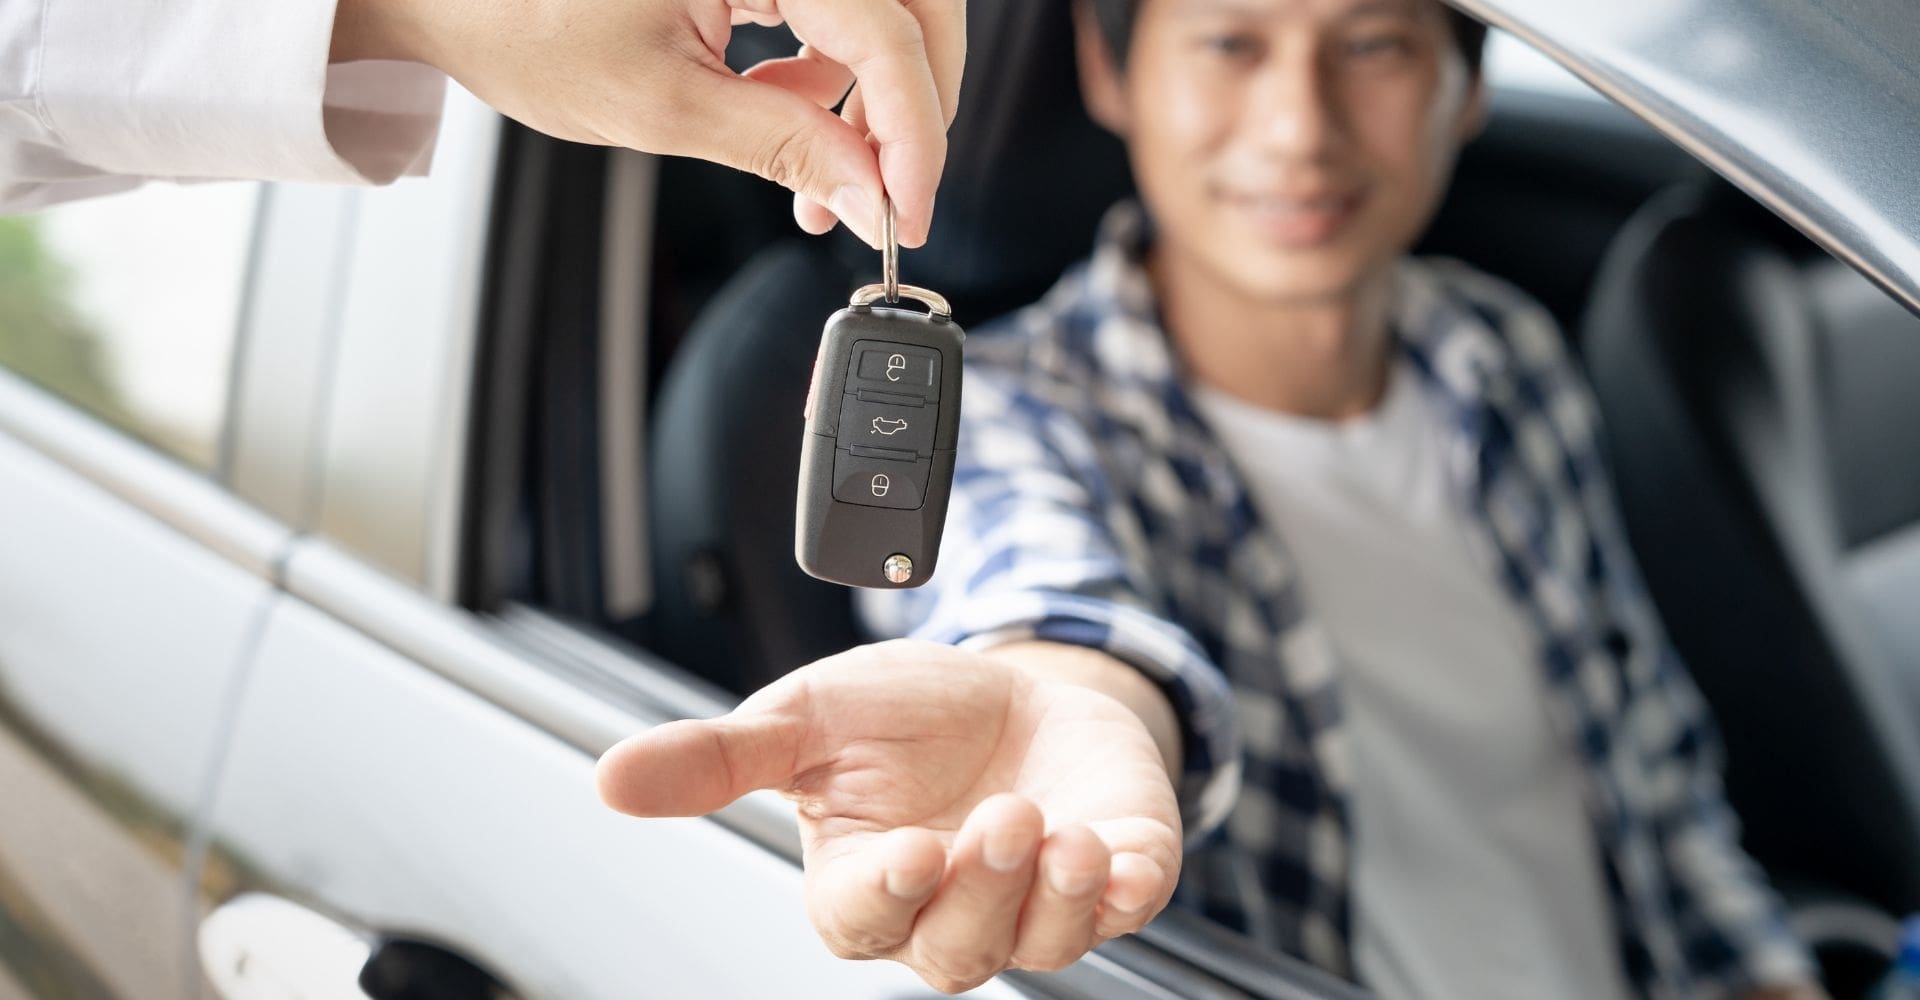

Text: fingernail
xmin=791 ymin=192 xmax=827 ymax=235
xmin=1048 ymin=864 xmax=1105 ymax=897
xmin=828 ymin=185 xmax=877 ymax=246
xmin=1103 ymin=881 xmax=1155 ymax=915
xmin=983 ymin=831 xmax=1032 ymax=874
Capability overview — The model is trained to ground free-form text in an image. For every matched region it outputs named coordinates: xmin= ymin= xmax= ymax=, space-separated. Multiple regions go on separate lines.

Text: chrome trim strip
xmin=598 ymin=150 xmax=658 ymax=620
xmin=281 ymin=538 xmax=645 ymax=748
xmin=0 ymin=370 xmax=288 ymax=580
xmin=279 ymin=536 xmax=808 ymax=860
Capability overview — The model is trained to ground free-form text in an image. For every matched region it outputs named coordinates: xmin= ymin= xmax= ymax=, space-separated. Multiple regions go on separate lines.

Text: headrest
xmin=1589 ymin=178 xmax=1920 ymax=552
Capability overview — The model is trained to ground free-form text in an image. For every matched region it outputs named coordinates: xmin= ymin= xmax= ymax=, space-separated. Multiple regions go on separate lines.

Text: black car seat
xmin=1581 ymin=180 xmax=1920 ymax=956
xmin=644 ymin=0 xmax=1134 ymax=696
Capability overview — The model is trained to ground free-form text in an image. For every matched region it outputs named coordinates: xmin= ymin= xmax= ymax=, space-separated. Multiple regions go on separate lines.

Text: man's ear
xmin=1455 ymin=74 xmax=1490 ymax=144
xmin=1072 ymin=0 xmax=1132 ymax=137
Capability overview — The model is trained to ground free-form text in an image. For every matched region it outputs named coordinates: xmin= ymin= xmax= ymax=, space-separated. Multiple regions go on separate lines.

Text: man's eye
xmin=1343 ymin=34 xmax=1412 ymax=59
xmin=1200 ymin=34 xmax=1263 ymax=60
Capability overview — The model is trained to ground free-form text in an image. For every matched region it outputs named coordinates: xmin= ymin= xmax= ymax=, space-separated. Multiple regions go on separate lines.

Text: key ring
xmin=882 ymin=195 xmax=900 ymax=303
xmin=852 ymin=195 xmax=952 ymax=320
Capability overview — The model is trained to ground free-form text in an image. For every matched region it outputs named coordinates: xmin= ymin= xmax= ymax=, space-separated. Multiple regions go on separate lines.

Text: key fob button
xmin=838 ymin=396 xmax=936 ymax=456
xmin=831 ymin=452 xmax=932 ymax=510
xmin=851 ymin=341 xmax=940 ymax=400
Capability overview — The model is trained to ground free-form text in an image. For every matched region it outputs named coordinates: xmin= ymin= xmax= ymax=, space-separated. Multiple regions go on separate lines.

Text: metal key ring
xmin=881 ymin=195 xmax=900 ymax=303
xmin=850 ymin=194 xmax=953 ymax=320
xmin=850 ymin=282 xmax=952 ymax=319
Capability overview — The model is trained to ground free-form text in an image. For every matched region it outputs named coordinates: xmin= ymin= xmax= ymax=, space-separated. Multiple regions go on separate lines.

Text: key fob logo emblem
xmin=870 ymin=473 xmax=892 ymax=497
xmin=886 ymin=353 xmax=907 ymax=381
xmin=871 ymin=417 xmax=909 ymax=436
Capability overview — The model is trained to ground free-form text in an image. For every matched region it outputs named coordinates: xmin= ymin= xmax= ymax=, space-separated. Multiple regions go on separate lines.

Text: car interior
xmin=456 ymin=2 xmax=1920 ymax=996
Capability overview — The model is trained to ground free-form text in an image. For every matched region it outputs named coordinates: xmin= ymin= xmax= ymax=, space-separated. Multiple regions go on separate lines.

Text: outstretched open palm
xmin=596 ymin=639 xmax=1182 ymax=993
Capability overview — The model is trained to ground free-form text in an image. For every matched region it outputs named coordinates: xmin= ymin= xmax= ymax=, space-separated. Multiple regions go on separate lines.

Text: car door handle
xmin=356 ymin=939 xmax=514 ymax=999
xmin=201 ymin=893 xmax=515 ymax=1000
xmin=199 ymin=893 xmax=373 ymax=999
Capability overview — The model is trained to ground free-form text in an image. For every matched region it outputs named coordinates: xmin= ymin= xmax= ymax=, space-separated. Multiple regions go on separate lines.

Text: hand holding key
xmin=595 ymin=640 xmax=1184 ymax=993
xmin=330 ymin=0 xmax=963 ymax=247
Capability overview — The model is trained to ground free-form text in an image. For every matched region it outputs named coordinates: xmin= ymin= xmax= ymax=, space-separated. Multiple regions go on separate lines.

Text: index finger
xmin=902 ymin=0 xmax=966 ymax=127
xmin=781 ymin=0 xmax=957 ymax=245
xmin=876 ymin=0 xmax=967 ymax=246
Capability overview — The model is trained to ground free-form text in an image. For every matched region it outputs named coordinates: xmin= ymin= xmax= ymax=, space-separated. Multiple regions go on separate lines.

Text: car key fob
xmin=796 ymin=201 xmax=964 ymax=588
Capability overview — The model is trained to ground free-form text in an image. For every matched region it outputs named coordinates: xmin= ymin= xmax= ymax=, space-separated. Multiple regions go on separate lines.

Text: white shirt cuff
xmin=36 ymin=0 xmax=445 ymax=186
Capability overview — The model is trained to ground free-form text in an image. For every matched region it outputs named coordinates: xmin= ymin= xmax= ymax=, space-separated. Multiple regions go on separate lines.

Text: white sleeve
xmin=0 ymin=0 xmax=447 ymax=212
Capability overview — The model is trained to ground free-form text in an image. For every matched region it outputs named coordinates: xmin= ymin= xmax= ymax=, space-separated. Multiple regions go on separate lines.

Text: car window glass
xmin=0 ymin=182 xmax=260 ymax=470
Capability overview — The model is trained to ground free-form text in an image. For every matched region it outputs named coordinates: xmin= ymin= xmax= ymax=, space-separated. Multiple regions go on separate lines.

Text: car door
xmin=0 ymin=180 xmax=283 ymax=999
xmin=184 ymin=89 xmax=1040 ymax=1000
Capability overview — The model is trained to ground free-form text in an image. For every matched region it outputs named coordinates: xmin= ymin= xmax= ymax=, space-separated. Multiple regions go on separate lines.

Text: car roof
xmin=1457 ymin=0 xmax=1920 ymax=316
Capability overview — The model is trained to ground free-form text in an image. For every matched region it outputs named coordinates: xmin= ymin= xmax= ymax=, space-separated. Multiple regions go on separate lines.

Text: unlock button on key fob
xmin=831 ymin=452 xmax=930 ymax=510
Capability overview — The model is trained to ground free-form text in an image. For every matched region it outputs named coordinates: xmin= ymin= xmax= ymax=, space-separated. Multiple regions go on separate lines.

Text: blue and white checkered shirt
xmin=857 ymin=203 xmax=1815 ymax=998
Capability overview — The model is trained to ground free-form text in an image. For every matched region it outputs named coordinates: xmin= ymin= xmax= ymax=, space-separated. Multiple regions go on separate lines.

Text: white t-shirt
xmin=1 ymin=0 xmax=445 ymax=211
xmin=1192 ymin=359 xmax=1635 ymax=1000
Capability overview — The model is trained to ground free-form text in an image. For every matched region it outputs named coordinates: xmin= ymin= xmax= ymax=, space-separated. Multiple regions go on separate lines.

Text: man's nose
xmin=1249 ymin=47 xmax=1342 ymax=160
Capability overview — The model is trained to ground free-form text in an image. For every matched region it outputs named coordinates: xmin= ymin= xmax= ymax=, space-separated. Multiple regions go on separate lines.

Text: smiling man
xmin=597 ymin=1 xmax=1828 ymax=996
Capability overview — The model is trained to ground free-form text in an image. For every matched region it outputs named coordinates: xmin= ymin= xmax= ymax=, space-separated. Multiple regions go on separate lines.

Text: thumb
xmin=595 ymin=711 xmax=804 ymax=818
xmin=661 ymin=69 xmax=885 ymax=247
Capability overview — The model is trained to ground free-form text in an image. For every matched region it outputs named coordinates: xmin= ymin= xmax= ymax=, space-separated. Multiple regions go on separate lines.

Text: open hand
xmin=595 ymin=639 xmax=1182 ymax=993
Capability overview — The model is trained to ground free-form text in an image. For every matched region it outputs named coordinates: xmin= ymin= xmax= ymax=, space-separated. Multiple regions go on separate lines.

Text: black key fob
xmin=796 ymin=287 xmax=964 ymax=588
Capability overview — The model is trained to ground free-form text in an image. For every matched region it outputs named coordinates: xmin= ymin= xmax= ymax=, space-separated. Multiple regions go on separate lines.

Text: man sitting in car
xmin=598 ymin=0 xmax=1826 ymax=996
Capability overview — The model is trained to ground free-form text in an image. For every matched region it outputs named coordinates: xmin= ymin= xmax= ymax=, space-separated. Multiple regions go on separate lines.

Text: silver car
xmin=1 ymin=0 xmax=1914 ymax=997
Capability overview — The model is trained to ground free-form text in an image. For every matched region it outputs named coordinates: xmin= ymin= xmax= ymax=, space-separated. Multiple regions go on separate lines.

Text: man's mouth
xmin=1214 ymin=186 xmax=1365 ymax=247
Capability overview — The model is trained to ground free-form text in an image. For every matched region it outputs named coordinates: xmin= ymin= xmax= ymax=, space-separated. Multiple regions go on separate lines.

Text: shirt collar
xmin=1070 ymin=200 xmax=1516 ymax=470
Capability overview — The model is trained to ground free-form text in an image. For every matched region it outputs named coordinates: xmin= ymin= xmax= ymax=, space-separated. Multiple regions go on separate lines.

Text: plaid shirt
xmin=856 ymin=203 xmax=1815 ymax=998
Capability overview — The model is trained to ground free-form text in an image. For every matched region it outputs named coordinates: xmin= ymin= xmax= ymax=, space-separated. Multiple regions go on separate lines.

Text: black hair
xmin=1089 ymin=0 xmax=1490 ymax=75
